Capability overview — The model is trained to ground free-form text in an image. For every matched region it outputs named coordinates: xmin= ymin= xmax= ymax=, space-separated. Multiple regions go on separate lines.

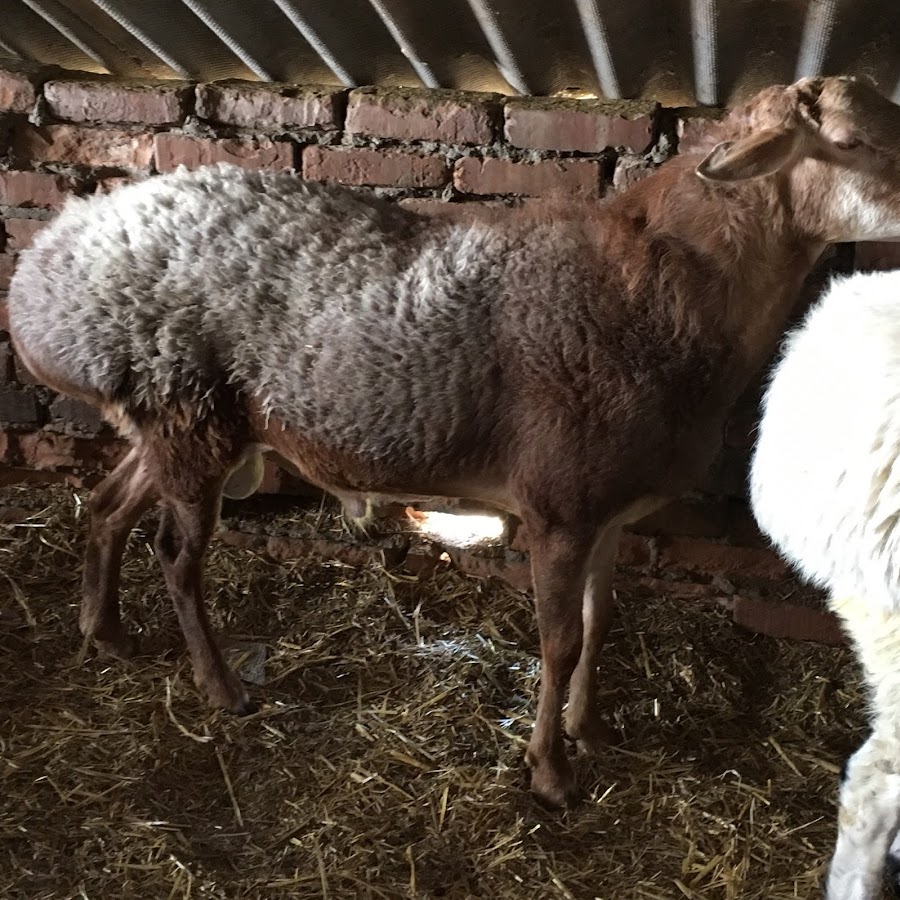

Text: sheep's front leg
xmin=154 ymin=497 xmax=252 ymax=715
xmin=81 ymin=447 xmax=157 ymax=658
xmin=835 ymin=748 xmax=900 ymax=898
xmin=826 ymin=734 xmax=900 ymax=900
xmin=525 ymin=522 xmax=592 ymax=808
xmin=886 ymin=829 xmax=900 ymax=897
xmin=565 ymin=525 xmax=621 ymax=753
xmin=826 ymin=601 xmax=900 ymax=900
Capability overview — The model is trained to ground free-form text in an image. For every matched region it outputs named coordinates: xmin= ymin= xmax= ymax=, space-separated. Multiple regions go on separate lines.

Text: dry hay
xmin=0 ymin=483 xmax=872 ymax=900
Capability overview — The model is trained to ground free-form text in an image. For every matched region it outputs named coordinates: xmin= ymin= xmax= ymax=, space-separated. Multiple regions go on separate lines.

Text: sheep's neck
xmin=614 ymin=156 xmax=825 ymax=393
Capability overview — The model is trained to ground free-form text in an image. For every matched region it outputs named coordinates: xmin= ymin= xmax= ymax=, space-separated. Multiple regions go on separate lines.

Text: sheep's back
xmin=9 ymin=164 xmax=511 ymax=469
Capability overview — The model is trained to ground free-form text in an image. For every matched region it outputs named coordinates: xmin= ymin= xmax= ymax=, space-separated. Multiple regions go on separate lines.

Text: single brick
xmin=453 ymin=156 xmax=601 ymax=199
xmin=733 ymin=596 xmax=845 ymax=646
xmin=346 ymin=87 xmax=499 ymax=145
xmin=0 ymin=64 xmax=40 ymax=114
xmin=218 ymin=530 xmax=267 ymax=552
xmin=18 ymin=431 xmax=124 ymax=471
xmin=15 ymin=124 xmax=155 ymax=170
xmin=303 ymin=146 xmax=448 ymax=188
xmin=197 ymin=80 xmax=344 ymax=130
xmin=19 ymin=432 xmax=76 ymax=469
xmin=49 ymin=395 xmax=105 ymax=435
xmin=44 ymin=79 xmax=193 ymax=126
xmin=3 ymin=218 xmax=48 ymax=252
xmin=265 ymin=534 xmax=395 ymax=568
xmin=659 ymin=535 xmax=791 ymax=581
xmin=0 ymin=387 xmax=40 ymax=425
xmin=0 ymin=170 xmax=76 ymax=208
xmin=505 ymin=97 xmax=658 ymax=153
xmin=446 ymin=548 xmax=532 ymax=593
xmin=635 ymin=575 xmax=726 ymax=600
xmin=154 ymin=133 xmax=295 ymax=173
xmin=0 ymin=254 xmax=15 ymax=291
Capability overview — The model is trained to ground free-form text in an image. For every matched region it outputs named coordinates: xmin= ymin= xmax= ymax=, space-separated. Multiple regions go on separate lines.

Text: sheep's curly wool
xmin=9 ymin=164 xmax=552 ymax=461
xmin=751 ymin=269 xmax=900 ymax=612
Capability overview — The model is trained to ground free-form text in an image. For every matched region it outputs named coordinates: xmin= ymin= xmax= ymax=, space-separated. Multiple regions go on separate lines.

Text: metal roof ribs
xmin=366 ymin=0 xmax=440 ymax=88
xmin=691 ymin=0 xmax=718 ymax=105
xmin=87 ymin=0 xmax=194 ymax=79
xmin=465 ymin=0 xmax=530 ymax=95
xmin=573 ymin=0 xmax=620 ymax=99
xmin=270 ymin=0 xmax=357 ymax=87
xmin=179 ymin=0 xmax=274 ymax=81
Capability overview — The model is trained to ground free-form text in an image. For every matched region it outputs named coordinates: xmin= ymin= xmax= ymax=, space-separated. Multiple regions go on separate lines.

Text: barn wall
xmin=0 ymin=61 xmax=897 ymax=622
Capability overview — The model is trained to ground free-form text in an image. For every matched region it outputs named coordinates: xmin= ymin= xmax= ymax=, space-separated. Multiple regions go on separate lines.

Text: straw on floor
xmin=0 ymin=483 xmax=869 ymax=899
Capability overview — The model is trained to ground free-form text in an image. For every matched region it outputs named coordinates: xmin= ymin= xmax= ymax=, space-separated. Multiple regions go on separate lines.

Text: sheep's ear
xmin=696 ymin=127 xmax=800 ymax=181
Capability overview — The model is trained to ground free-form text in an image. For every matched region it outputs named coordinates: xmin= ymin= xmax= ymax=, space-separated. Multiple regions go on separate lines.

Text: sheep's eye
xmin=834 ymin=137 xmax=862 ymax=151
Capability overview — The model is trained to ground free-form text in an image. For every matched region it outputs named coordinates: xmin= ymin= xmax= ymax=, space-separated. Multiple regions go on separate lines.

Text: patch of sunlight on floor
xmin=412 ymin=511 xmax=505 ymax=547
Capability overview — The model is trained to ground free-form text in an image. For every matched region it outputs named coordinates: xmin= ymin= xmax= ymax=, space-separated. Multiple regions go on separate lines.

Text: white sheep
xmin=751 ymin=267 xmax=900 ymax=899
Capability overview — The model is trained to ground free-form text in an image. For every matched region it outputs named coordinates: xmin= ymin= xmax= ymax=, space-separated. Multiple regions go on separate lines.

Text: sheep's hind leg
xmin=825 ymin=600 xmax=900 ymax=900
xmin=524 ymin=520 xmax=594 ymax=808
xmin=564 ymin=525 xmax=621 ymax=754
xmin=154 ymin=494 xmax=252 ymax=715
xmin=80 ymin=447 xmax=158 ymax=659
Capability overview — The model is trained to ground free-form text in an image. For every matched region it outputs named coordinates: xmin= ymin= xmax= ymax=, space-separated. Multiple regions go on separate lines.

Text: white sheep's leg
xmin=886 ymin=829 xmax=900 ymax=896
xmin=565 ymin=525 xmax=621 ymax=754
xmin=827 ymin=736 xmax=900 ymax=899
xmin=825 ymin=600 xmax=900 ymax=900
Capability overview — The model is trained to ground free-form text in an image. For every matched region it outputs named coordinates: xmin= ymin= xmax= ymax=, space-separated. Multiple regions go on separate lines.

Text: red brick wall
xmin=0 ymin=62 xmax=890 ymax=542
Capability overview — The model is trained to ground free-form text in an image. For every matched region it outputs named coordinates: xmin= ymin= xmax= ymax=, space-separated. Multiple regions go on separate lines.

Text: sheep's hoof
xmin=885 ymin=853 xmax=900 ymax=898
xmin=565 ymin=714 xmax=619 ymax=756
xmin=94 ymin=630 xmax=138 ymax=660
xmin=527 ymin=752 xmax=581 ymax=809
xmin=200 ymin=671 xmax=256 ymax=716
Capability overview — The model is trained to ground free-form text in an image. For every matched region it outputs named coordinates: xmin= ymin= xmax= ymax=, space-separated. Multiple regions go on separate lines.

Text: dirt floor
xmin=0 ymin=483 xmax=873 ymax=899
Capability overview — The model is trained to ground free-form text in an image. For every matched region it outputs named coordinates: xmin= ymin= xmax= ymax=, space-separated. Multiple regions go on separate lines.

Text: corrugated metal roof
xmin=1 ymin=0 xmax=898 ymax=106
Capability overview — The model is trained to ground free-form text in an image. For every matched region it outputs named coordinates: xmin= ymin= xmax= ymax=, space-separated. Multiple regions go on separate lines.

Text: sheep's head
xmin=696 ymin=76 xmax=900 ymax=243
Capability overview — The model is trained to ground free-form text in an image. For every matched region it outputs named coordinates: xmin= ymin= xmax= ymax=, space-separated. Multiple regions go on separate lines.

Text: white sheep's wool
xmin=751 ymin=268 xmax=900 ymax=613
xmin=750 ymin=268 xmax=900 ymax=900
